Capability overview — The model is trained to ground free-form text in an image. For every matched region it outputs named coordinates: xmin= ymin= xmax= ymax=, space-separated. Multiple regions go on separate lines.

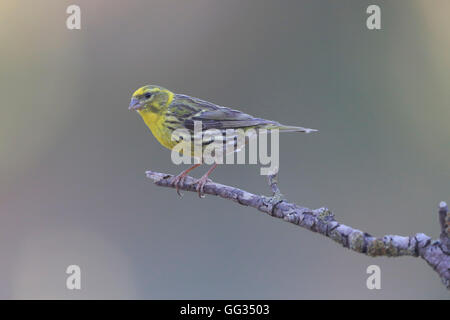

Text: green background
xmin=1 ymin=0 xmax=449 ymax=298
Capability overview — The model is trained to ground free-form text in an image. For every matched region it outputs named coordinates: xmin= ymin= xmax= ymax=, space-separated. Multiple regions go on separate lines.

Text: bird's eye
xmin=144 ymin=92 xmax=152 ymax=99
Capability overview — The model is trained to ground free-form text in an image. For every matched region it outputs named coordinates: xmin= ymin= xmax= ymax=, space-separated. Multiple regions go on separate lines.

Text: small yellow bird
xmin=129 ymin=85 xmax=317 ymax=197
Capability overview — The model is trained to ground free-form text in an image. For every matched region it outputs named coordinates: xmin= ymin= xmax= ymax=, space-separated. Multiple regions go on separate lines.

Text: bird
xmin=129 ymin=85 xmax=317 ymax=197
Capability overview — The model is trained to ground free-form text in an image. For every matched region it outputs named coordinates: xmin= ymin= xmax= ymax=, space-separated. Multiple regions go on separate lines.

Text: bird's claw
xmin=195 ymin=176 xmax=212 ymax=198
xmin=170 ymin=173 xmax=211 ymax=198
xmin=171 ymin=174 xmax=186 ymax=197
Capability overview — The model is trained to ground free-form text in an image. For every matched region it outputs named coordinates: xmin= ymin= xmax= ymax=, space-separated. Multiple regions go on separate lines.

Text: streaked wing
xmin=168 ymin=94 xmax=276 ymax=132
xmin=165 ymin=94 xmax=274 ymax=156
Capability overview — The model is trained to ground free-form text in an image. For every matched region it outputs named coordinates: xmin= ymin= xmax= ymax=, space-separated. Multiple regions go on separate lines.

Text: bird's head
xmin=128 ymin=85 xmax=174 ymax=113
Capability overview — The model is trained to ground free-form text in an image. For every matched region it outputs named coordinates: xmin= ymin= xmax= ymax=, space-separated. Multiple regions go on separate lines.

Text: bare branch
xmin=146 ymin=170 xmax=450 ymax=289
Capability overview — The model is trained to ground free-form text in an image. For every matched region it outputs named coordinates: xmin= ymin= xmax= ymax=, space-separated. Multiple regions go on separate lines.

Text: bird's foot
xmin=169 ymin=164 xmax=202 ymax=197
xmin=171 ymin=173 xmax=188 ymax=197
xmin=194 ymin=175 xmax=213 ymax=198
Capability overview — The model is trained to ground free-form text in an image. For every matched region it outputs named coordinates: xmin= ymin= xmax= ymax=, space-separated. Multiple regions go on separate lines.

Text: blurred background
xmin=1 ymin=0 xmax=449 ymax=299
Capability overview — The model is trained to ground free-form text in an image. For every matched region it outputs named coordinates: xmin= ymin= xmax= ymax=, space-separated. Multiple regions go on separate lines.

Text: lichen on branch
xmin=146 ymin=170 xmax=450 ymax=289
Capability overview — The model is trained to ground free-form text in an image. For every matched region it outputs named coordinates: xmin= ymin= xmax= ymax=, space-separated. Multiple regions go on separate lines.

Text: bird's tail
xmin=268 ymin=124 xmax=318 ymax=134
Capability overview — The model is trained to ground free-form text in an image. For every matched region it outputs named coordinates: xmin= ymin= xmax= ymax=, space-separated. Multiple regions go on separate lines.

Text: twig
xmin=146 ymin=170 xmax=450 ymax=289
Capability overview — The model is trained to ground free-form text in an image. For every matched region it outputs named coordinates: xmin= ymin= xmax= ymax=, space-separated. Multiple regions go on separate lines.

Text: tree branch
xmin=146 ymin=170 xmax=450 ymax=289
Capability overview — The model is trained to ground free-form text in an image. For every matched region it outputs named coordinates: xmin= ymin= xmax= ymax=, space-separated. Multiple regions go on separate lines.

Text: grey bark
xmin=146 ymin=170 xmax=450 ymax=289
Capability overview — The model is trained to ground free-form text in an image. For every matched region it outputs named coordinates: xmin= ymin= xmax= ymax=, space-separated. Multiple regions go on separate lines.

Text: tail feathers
xmin=270 ymin=124 xmax=318 ymax=133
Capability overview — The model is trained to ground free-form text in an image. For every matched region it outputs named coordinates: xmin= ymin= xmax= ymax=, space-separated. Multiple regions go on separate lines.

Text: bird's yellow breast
xmin=138 ymin=110 xmax=177 ymax=150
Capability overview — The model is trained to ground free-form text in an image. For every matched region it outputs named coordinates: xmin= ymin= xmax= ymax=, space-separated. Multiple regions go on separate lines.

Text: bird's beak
xmin=128 ymin=97 xmax=142 ymax=110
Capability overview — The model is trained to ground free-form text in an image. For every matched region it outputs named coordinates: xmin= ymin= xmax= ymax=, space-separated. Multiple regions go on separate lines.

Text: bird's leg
xmin=195 ymin=163 xmax=218 ymax=198
xmin=171 ymin=164 xmax=201 ymax=196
